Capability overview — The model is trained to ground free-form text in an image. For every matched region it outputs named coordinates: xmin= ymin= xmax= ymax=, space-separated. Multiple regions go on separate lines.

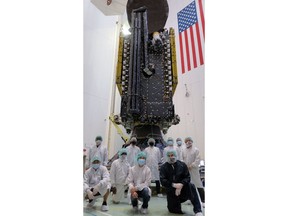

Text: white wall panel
xmin=84 ymin=0 xmax=119 ymax=151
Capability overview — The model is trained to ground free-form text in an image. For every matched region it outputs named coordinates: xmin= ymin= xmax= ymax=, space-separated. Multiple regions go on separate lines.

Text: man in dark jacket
xmin=160 ymin=149 xmax=203 ymax=215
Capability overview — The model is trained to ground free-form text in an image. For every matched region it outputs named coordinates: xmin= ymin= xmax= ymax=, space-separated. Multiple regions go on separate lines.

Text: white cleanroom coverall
xmin=110 ymin=157 xmax=130 ymax=203
xmin=144 ymin=146 xmax=161 ymax=181
xmin=127 ymin=164 xmax=152 ymax=197
xmin=83 ymin=165 xmax=111 ymax=197
xmin=126 ymin=144 xmax=141 ymax=166
xmin=176 ymin=145 xmax=184 ymax=161
xmin=89 ymin=144 xmax=108 ymax=166
xmin=182 ymin=146 xmax=203 ymax=188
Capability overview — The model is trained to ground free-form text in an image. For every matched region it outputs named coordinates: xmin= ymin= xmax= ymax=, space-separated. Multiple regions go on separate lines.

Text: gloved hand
xmin=172 ymin=183 xmax=183 ymax=189
xmin=175 ymin=188 xmax=182 ymax=196
xmin=87 ymin=189 xmax=94 ymax=200
xmin=92 ymin=184 xmax=100 ymax=196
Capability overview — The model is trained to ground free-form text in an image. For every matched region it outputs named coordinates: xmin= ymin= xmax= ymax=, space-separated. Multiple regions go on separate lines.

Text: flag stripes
xmin=177 ymin=0 xmax=205 ymax=74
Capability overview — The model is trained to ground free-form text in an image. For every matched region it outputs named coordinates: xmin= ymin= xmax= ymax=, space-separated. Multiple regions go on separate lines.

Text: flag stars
xmin=177 ymin=1 xmax=198 ymax=33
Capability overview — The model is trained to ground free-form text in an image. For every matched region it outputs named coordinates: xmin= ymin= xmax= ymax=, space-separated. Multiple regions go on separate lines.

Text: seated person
xmin=126 ymin=151 xmax=152 ymax=214
xmin=83 ymin=156 xmax=110 ymax=211
xmin=160 ymin=150 xmax=203 ymax=216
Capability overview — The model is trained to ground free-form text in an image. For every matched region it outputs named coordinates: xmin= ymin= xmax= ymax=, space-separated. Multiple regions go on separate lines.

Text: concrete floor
xmin=83 ymin=194 xmax=205 ymax=216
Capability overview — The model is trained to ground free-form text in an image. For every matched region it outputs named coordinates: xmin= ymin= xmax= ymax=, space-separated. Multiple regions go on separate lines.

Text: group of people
xmin=83 ymin=135 xmax=205 ymax=215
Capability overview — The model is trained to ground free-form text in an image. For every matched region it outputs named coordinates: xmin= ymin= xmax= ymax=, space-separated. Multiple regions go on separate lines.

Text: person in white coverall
xmin=175 ymin=137 xmax=184 ymax=161
xmin=127 ymin=151 xmax=152 ymax=214
xmin=126 ymin=137 xmax=141 ymax=167
xmin=89 ymin=135 xmax=108 ymax=166
xmin=110 ymin=148 xmax=130 ymax=204
xmin=83 ymin=156 xmax=110 ymax=211
xmin=144 ymin=138 xmax=163 ymax=197
xmin=163 ymin=137 xmax=177 ymax=163
xmin=182 ymin=137 xmax=205 ymax=206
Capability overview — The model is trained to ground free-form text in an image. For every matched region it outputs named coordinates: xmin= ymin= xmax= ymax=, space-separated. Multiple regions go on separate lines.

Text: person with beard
xmin=110 ymin=148 xmax=130 ymax=204
xmin=126 ymin=137 xmax=141 ymax=167
xmin=182 ymin=137 xmax=205 ymax=207
xmin=89 ymin=135 xmax=108 ymax=167
xmin=160 ymin=150 xmax=203 ymax=215
xmin=144 ymin=138 xmax=163 ymax=197
xmin=163 ymin=137 xmax=177 ymax=163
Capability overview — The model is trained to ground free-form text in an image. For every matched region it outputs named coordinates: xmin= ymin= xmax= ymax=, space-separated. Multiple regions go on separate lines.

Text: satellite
xmin=114 ymin=0 xmax=180 ymax=150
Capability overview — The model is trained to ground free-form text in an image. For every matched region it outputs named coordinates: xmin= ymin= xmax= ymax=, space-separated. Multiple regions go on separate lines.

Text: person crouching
xmin=83 ymin=156 xmax=110 ymax=211
xmin=126 ymin=151 xmax=152 ymax=214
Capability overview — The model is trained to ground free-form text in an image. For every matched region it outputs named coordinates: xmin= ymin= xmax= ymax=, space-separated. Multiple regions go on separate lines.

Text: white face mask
xmin=96 ymin=140 xmax=101 ymax=146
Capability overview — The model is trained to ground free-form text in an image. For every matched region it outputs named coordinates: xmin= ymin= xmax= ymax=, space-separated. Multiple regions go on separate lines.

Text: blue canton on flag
xmin=178 ymin=2 xmax=198 ymax=33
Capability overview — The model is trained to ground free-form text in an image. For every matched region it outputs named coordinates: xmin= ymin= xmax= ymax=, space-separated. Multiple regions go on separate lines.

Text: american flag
xmin=177 ymin=0 xmax=205 ymax=74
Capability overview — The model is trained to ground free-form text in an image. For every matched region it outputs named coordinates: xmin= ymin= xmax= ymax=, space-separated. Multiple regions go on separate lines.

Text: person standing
xmin=155 ymin=139 xmax=165 ymax=159
xmin=175 ymin=137 xmax=184 ymax=161
xmin=110 ymin=148 xmax=130 ymax=204
xmin=160 ymin=149 xmax=203 ymax=215
xmin=89 ymin=136 xmax=108 ymax=166
xmin=182 ymin=137 xmax=205 ymax=206
xmin=126 ymin=137 xmax=141 ymax=167
xmin=127 ymin=152 xmax=152 ymax=214
xmin=144 ymin=138 xmax=163 ymax=197
xmin=163 ymin=137 xmax=177 ymax=163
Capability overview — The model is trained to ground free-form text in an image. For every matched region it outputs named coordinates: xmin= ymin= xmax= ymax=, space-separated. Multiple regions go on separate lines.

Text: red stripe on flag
xmin=189 ymin=26 xmax=197 ymax=69
xmin=195 ymin=22 xmax=204 ymax=65
xmin=179 ymin=33 xmax=185 ymax=74
xmin=184 ymin=30 xmax=191 ymax=71
xmin=198 ymin=0 xmax=205 ymax=40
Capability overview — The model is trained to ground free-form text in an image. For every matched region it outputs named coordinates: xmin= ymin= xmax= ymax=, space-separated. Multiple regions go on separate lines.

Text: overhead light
xmin=121 ymin=24 xmax=131 ymax=36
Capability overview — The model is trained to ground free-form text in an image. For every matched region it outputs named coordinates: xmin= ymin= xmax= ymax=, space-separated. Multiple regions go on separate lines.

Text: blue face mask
xmin=177 ymin=141 xmax=182 ymax=145
xmin=167 ymin=141 xmax=173 ymax=146
xmin=92 ymin=164 xmax=100 ymax=170
xmin=138 ymin=159 xmax=146 ymax=166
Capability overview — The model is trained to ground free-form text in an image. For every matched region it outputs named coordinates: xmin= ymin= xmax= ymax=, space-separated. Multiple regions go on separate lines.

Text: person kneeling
xmin=83 ymin=156 xmax=110 ymax=211
xmin=160 ymin=150 xmax=203 ymax=216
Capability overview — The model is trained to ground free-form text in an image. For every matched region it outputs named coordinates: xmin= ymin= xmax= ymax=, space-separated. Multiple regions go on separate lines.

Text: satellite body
xmin=115 ymin=0 xmax=179 ymax=149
